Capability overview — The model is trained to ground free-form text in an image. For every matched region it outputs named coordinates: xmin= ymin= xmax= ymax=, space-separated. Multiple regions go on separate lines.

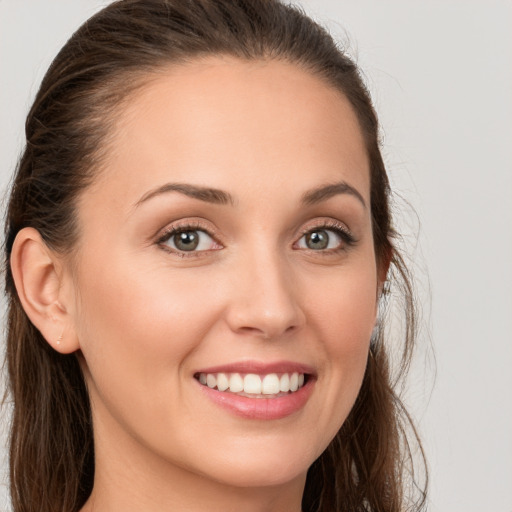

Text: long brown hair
xmin=3 ymin=1 xmax=427 ymax=511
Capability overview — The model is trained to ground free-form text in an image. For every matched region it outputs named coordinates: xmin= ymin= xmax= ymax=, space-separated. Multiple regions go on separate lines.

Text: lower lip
xmin=197 ymin=378 xmax=315 ymax=420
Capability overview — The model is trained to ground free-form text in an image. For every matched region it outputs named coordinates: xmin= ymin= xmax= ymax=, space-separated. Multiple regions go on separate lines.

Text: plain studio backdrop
xmin=0 ymin=1 xmax=511 ymax=511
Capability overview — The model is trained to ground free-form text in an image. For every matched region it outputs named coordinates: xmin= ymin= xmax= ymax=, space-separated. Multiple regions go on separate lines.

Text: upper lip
xmin=194 ymin=360 xmax=316 ymax=376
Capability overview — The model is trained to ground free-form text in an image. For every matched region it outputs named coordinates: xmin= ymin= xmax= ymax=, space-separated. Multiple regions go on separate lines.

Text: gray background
xmin=1 ymin=1 xmax=511 ymax=511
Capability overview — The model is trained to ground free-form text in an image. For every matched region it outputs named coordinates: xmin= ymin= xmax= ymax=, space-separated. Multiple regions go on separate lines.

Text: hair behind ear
xmin=5 ymin=292 xmax=94 ymax=512
xmin=6 ymin=228 xmax=93 ymax=511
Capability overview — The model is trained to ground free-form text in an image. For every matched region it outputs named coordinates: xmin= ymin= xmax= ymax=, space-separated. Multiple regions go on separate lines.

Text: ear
xmin=375 ymin=243 xmax=393 ymax=314
xmin=10 ymin=227 xmax=80 ymax=354
xmin=377 ymin=244 xmax=392 ymax=295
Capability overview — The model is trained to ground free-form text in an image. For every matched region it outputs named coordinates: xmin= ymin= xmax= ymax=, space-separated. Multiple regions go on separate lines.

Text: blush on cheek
xmin=327 ymin=296 xmax=376 ymax=346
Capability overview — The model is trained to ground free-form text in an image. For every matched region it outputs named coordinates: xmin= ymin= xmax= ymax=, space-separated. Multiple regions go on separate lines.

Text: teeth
xmin=229 ymin=373 xmax=244 ymax=393
xmin=217 ymin=372 xmax=229 ymax=391
xmin=206 ymin=374 xmax=217 ymax=389
xmin=290 ymin=372 xmax=299 ymax=392
xmin=279 ymin=373 xmax=290 ymax=392
xmin=197 ymin=371 xmax=307 ymax=396
xmin=244 ymin=374 xmax=262 ymax=394
xmin=262 ymin=374 xmax=280 ymax=394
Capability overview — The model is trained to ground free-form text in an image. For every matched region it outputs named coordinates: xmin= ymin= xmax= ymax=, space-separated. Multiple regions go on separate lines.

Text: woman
xmin=3 ymin=0 xmax=426 ymax=511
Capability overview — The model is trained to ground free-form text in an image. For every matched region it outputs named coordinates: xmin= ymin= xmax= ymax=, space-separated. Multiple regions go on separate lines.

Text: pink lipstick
xmin=194 ymin=361 xmax=316 ymax=420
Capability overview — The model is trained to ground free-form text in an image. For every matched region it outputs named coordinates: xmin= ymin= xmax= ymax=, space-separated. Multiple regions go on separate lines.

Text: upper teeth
xmin=198 ymin=372 xmax=305 ymax=395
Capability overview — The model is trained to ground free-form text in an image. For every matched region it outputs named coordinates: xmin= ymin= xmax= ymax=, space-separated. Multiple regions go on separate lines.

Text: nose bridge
xmin=226 ymin=242 xmax=304 ymax=339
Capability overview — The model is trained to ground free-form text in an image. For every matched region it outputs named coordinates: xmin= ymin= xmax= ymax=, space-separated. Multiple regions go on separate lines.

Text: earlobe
xmin=10 ymin=227 xmax=80 ymax=354
xmin=377 ymin=243 xmax=393 ymax=298
xmin=374 ymin=245 xmax=393 ymax=326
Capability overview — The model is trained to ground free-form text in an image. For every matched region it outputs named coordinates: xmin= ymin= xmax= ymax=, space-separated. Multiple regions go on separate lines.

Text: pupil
xmin=306 ymin=230 xmax=328 ymax=250
xmin=174 ymin=231 xmax=199 ymax=251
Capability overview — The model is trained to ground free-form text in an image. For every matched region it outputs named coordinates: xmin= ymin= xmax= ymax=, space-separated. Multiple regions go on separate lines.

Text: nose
xmin=224 ymin=249 xmax=305 ymax=340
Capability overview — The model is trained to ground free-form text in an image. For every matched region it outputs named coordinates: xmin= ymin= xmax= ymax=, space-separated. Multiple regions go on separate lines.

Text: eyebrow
xmin=134 ymin=179 xmax=366 ymax=210
xmin=301 ymin=181 xmax=367 ymax=209
xmin=134 ymin=182 xmax=235 ymax=208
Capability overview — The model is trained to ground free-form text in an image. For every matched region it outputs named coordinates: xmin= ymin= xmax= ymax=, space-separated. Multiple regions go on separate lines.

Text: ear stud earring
xmin=56 ymin=332 xmax=63 ymax=346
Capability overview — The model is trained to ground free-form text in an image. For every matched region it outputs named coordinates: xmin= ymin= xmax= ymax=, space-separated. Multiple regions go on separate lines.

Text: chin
xmin=202 ymin=458 xmax=308 ymax=489
xmin=182 ymin=437 xmax=320 ymax=489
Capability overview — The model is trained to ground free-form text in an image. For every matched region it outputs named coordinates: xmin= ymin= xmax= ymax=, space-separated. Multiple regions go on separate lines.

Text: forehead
xmin=88 ymin=57 xmax=370 ymax=212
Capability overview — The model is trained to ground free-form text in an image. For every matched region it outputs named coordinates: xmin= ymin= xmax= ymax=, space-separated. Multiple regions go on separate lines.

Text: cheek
xmin=311 ymin=262 xmax=377 ymax=355
xmin=73 ymin=256 xmax=221 ymax=407
xmin=77 ymin=256 xmax=215 ymax=344
xmin=305 ymin=261 xmax=377 ymax=435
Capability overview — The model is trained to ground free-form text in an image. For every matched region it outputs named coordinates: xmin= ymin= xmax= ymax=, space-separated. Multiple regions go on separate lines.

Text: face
xmin=66 ymin=58 xmax=380 ymax=490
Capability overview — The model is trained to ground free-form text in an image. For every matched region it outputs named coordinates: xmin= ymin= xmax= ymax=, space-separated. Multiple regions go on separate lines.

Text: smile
xmin=196 ymin=372 xmax=306 ymax=397
xmin=194 ymin=361 xmax=315 ymax=420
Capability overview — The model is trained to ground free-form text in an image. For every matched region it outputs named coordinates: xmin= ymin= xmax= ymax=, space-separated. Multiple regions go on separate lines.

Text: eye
xmin=297 ymin=229 xmax=341 ymax=250
xmin=296 ymin=224 xmax=354 ymax=252
xmin=159 ymin=227 xmax=220 ymax=254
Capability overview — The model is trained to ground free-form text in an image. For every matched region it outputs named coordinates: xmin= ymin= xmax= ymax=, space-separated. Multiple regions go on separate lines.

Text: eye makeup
xmin=154 ymin=216 xmax=357 ymax=259
xmin=155 ymin=219 xmax=223 ymax=258
xmin=294 ymin=218 xmax=357 ymax=254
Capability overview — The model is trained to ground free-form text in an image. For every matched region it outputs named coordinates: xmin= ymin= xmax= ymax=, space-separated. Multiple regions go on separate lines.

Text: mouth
xmin=193 ymin=362 xmax=316 ymax=420
xmin=194 ymin=371 xmax=308 ymax=398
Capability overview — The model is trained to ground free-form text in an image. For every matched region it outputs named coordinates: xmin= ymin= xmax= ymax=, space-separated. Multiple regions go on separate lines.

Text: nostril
xmin=235 ymin=323 xmax=298 ymax=340
xmin=237 ymin=326 xmax=266 ymax=336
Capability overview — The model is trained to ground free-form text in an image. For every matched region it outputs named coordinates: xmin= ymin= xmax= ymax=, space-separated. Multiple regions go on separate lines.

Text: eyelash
xmin=155 ymin=219 xmax=356 ymax=257
xmin=296 ymin=220 xmax=356 ymax=253
xmin=155 ymin=220 xmax=221 ymax=258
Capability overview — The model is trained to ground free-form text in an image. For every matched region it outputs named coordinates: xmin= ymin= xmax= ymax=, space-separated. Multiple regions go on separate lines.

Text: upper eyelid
xmin=156 ymin=219 xmax=219 ymax=241
xmin=297 ymin=218 xmax=353 ymax=236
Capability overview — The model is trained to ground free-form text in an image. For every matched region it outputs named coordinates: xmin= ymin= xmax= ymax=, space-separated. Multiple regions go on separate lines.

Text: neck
xmin=82 ymin=457 xmax=305 ymax=512
xmin=80 ymin=409 xmax=306 ymax=512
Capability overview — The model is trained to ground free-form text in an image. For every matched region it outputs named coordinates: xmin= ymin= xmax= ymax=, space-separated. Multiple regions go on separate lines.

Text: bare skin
xmin=12 ymin=57 xmax=382 ymax=512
